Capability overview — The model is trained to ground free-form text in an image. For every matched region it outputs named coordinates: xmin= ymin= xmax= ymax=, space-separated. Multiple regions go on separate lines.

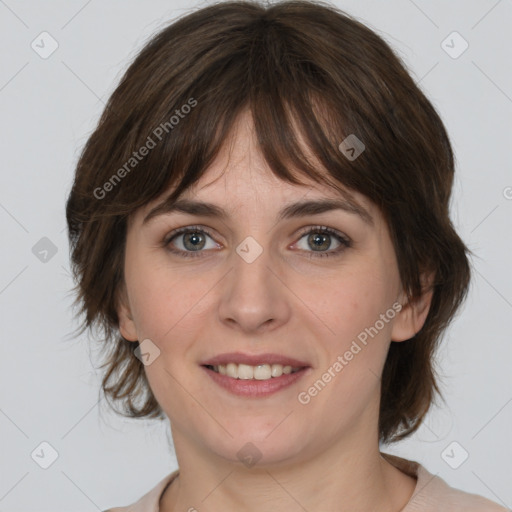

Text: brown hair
xmin=65 ymin=0 xmax=471 ymax=444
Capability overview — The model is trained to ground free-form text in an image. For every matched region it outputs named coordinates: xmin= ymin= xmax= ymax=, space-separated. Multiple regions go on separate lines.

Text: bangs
xmin=95 ymin=15 xmax=391 ymax=219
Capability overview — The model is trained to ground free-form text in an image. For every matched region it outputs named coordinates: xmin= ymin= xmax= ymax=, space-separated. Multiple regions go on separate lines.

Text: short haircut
xmin=65 ymin=0 xmax=471 ymax=444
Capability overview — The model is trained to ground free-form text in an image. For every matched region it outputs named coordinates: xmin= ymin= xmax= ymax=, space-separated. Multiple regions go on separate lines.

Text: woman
xmin=65 ymin=1 xmax=508 ymax=510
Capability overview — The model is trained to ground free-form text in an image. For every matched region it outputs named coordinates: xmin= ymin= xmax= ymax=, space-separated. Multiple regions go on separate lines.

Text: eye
xmin=163 ymin=225 xmax=351 ymax=259
xmin=164 ymin=226 xmax=220 ymax=258
xmin=293 ymin=225 xmax=351 ymax=258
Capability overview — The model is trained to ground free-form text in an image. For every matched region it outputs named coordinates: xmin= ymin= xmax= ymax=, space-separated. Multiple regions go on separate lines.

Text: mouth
xmin=201 ymin=363 xmax=311 ymax=398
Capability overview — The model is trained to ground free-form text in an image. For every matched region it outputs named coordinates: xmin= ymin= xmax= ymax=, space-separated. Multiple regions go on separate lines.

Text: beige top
xmin=104 ymin=453 xmax=509 ymax=511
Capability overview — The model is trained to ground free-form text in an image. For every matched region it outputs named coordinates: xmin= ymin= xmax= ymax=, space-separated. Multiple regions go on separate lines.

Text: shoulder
xmin=381 ymin=452 xmax=509 ymax=512
xmin=102 ymin=469 xmax=179 ymax=512
xmin=412 ymin=468 xmax=509 ymax=512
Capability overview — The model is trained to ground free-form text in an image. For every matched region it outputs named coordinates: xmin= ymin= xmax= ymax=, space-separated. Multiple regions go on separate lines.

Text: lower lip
xmin=201 ymin=365 xmax=311 ymax=397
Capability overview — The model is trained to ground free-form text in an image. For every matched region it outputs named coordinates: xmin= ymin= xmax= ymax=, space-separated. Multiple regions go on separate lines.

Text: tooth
xmin=237 ymin=363 xmax=254 ymax=379
xmin=254 ymin=364 xmax=272 ymax=380
xmin=226 ymin=363 xmax=239 ymax=378
xmin=211 ymin=362 xmax=303 ymax=379
xmin=271 ymin=364 xmax=283 ymax=377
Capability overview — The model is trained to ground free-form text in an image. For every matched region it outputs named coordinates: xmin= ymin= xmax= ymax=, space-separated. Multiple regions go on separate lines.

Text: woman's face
xmin=117 ymin=111 xmax=429 ymax=467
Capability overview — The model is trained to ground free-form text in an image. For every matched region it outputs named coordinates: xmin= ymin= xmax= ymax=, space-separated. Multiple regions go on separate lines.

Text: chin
xmin=208 ymin=426 xmax=308 ymax=468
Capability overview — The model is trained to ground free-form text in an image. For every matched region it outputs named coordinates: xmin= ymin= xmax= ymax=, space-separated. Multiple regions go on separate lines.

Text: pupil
xmin=310 ymin=233 xmax=329 ymax=251
xmin=185 ymin=232 xmax=204 ymax=250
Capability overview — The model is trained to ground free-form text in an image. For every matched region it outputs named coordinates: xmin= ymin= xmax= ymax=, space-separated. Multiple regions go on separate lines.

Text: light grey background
xmin=0 ymin=0 xmax=511 ymax=510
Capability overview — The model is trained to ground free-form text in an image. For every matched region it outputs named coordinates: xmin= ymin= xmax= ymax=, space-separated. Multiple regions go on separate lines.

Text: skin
xmin=117 ymin=109 xmax=433 ymax=512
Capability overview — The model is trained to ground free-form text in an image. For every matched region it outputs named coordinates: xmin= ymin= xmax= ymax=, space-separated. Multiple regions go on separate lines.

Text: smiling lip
xmin=200 ymin=352 xmax=311 ymax=398
xmin=200 ymin=352 xmax=310 ymax=367
xmin=202 ymin=365 xmax=311 ymax=397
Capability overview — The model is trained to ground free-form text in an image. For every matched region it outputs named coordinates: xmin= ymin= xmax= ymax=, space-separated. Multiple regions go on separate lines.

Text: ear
xmin=116 ymin=284 xmax=138 ymax=342
xmin=391 ymin=272 xmax=435 ymax=342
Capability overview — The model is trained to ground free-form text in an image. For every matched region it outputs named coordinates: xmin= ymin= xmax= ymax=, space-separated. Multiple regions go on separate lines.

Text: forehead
xmin=136 ymin=170 xmax=377 ymax=235
xmin=134 ymin=109 xmax=377 ymax=225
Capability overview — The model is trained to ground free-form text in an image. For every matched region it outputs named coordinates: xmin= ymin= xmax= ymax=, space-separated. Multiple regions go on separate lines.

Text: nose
xmin=217 ymin=237 xmax=291 ymax=334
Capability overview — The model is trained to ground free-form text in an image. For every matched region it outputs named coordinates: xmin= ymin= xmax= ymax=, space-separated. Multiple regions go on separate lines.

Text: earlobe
xmin=391 ymin=275 xmax=434 ymax=342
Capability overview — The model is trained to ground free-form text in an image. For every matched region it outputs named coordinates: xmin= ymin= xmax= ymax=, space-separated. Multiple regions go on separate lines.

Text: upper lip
xmin=201 ymin=352 xmax=310 ymax=368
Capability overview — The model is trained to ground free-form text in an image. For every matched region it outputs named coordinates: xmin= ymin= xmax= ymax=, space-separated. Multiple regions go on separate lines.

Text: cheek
xmin=317 ymin=266 xmax=397 ymax=348
xmin=303 ymin=272 xmax=397 ymax=411
xmin=125 ymin=255 xmax=216 ymax=345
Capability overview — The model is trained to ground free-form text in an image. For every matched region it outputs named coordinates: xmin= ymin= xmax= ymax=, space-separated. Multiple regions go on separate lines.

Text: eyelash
xmin=162 ymin=225 xmax=351 ymax=259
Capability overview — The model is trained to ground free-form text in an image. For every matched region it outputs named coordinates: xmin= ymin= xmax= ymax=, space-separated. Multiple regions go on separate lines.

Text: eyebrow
xmin=143 ymin=197 xmax=373 ymax=226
